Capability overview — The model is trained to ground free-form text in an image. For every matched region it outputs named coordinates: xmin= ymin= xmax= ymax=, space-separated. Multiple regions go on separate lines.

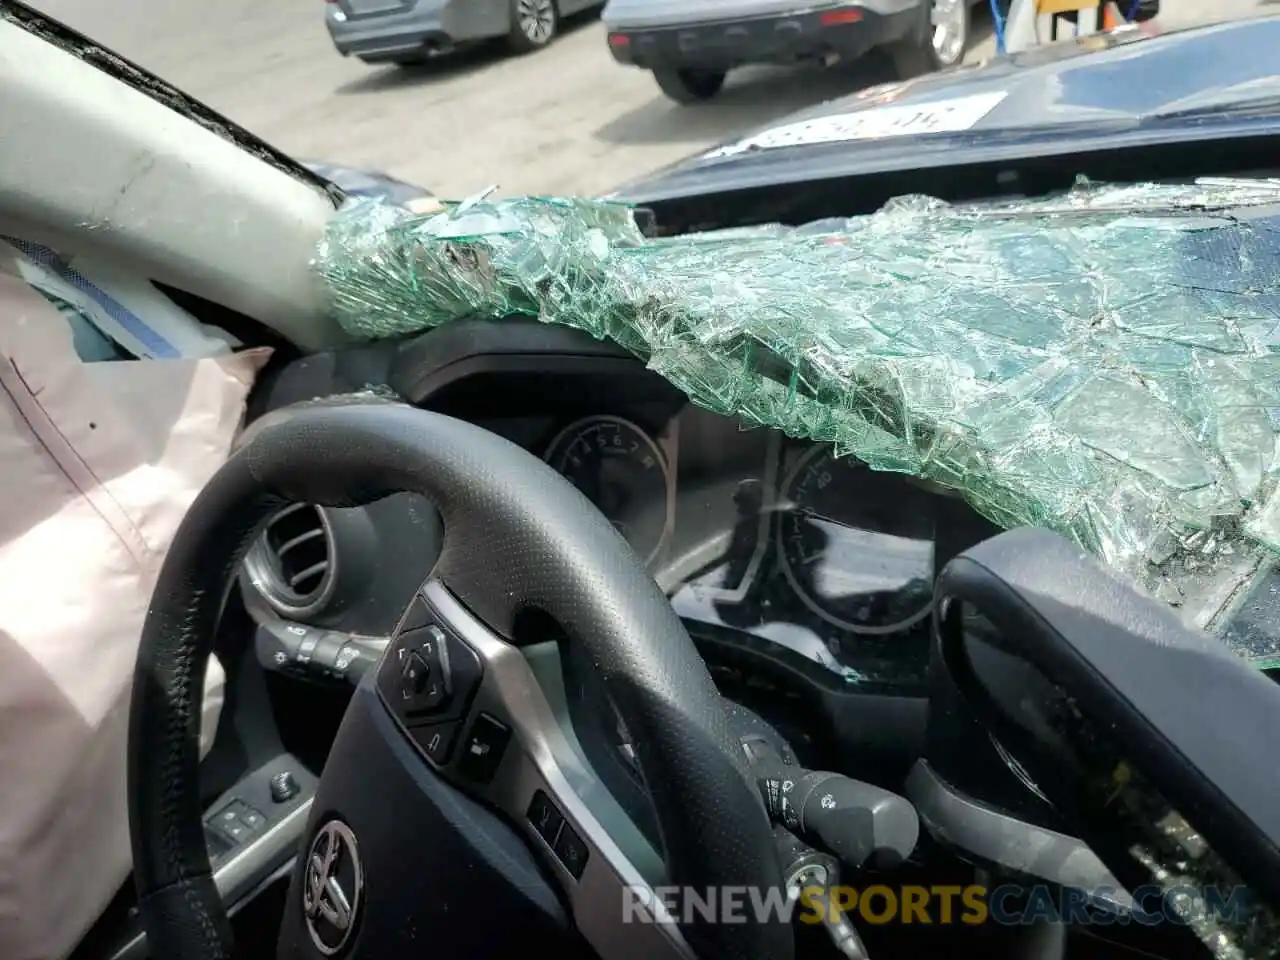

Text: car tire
xmin=889 ymin=0 xmax=969 ymax=78
xmin=507 ymin=0 xmax=559 ymax=52
xmin=1130 ymin=0 xmax=1159 ymax=22
xmin=653 ymin=67 xmax=727 ymax=104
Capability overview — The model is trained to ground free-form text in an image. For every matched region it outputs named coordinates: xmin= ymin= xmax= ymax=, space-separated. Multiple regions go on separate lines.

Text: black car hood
xmin=613 ymin=15 xmax=1280 ymax=203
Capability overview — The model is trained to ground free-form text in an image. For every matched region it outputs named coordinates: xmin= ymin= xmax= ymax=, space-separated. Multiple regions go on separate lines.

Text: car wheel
xmin=928 ymin=0 xmax=969 ymax=67
xmin=1131 ymin=0 xmax=1159 ymax=22
xmin=889 ymin=0 xmax=969 ymax=78
xmin=653 ymin=67 xmax=726 ymax=104
xmin=507 ymin=0 xmax=558 ymax=52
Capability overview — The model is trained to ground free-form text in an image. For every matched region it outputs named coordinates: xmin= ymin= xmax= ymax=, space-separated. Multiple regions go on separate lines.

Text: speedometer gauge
xmin=778 ymin=446 xmax=936 ymax=635
xmin=544 ymin=416 xmax=671 ymax=565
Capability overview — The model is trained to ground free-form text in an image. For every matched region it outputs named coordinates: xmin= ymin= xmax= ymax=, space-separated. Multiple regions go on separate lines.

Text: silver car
xmin=326 ymin=0 xmax=604 ymax=64
xmin=602 ymin=0 xmax=981 ymax=104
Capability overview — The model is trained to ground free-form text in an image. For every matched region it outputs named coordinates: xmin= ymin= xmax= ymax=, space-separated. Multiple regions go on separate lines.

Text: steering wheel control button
xmin=411 ymin=720 xmax=459 ymax=765
xmin=457 ymin=714 xmax=510 ymax=783
xmin=269 ymin=771 xmax=301 ymax=804
xmin=398 ymin=625 xmax=444 ymax=661
xmin=379 ymin=610 xmax=487 ymax=723
xmin=399 ymin=650 xmax=431 ymax=699
xmin=526 ymin=789 xmax=588 ymax=881
xmin=552 ymin=823 xmax=590 ymax=880
xmin=527 ymin=790 xmax=564 ymax=845
xmin=420 ymin=625 xmax=446 ymax=658
xmin=394 ymin=626 xmax=455 ymax=714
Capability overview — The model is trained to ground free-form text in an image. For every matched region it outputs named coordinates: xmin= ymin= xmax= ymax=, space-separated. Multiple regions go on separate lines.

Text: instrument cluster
xmin=538 ymin=405 xmax=987 ymax=690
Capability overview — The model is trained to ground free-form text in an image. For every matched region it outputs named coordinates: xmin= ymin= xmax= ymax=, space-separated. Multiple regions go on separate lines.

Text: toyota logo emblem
xmin=303 ymin=820 xmax=364 ymax=955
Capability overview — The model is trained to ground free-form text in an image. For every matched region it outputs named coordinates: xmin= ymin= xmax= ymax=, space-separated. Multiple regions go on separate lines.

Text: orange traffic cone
xmin=1101 ymin=2 xmax=1120 ymax=28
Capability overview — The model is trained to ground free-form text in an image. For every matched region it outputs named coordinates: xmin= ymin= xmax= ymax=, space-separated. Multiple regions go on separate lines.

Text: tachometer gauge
xmin=544 ymin=416 xmax=671 ymax=565
xmin=777 ymin=446 xmax=936 ymax=635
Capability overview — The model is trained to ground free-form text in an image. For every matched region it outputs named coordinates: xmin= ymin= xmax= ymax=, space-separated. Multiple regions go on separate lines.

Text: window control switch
xmin=207 ymin=800 xmax=268 ymax=843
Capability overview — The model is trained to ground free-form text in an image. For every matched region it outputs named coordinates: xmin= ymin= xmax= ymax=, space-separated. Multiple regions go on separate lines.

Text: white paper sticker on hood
xmin=702 ymin=90 xmax=1009 ymax=160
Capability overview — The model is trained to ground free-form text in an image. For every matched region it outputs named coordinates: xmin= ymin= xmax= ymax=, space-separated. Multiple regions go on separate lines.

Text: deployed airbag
xmin=0 ymin=250 xmax=265 ymax=960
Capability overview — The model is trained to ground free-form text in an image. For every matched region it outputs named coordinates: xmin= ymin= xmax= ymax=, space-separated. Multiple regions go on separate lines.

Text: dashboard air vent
xmin=245 ymin=503 xmax=336 ymax=618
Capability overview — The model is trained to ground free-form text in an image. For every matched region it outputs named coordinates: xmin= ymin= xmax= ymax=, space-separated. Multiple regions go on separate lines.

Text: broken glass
xmin=315 ymin=178 xmax=1280 ymax=664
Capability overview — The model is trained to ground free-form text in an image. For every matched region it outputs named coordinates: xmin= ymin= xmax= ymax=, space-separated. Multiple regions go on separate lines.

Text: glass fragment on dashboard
xmin=313 ymin=177 xmax=1280 ymax=666
xmin=1042 ymin=677 xmax=1279 ymax=960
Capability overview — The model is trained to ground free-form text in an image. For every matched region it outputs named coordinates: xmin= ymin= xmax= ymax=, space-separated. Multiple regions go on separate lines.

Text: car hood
xmin=613 ymin=15 xmax=1280 ymax=203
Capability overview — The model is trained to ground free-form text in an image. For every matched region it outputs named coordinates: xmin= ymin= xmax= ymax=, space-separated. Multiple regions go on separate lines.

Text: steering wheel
xmin=127 ymin=401 xmax=794 ymax=960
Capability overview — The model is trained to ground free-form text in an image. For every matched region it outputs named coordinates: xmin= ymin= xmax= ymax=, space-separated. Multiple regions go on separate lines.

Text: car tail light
xmin=819 ymin=8 xmax=862 ymax=25
xmin=608 ymin=33 xmax=630 ymax=47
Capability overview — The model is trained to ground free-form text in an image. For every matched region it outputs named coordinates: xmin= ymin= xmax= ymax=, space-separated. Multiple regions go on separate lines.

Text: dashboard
xmin=241 ymin=320 xmax=1003 ymax=701
xmin=217 ymin=320 xmax=1280 ymax=939
xmin=237 ymin=319 xmax=1276 ymax=796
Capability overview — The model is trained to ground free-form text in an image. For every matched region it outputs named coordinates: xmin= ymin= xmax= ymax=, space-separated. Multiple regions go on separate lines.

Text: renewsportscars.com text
xmin=621 ymin=884 xmax=1251 ymax=927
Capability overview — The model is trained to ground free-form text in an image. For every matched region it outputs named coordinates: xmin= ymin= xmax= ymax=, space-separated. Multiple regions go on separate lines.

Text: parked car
xmin=324 ymin=0 xmax=603 ymax=65
xmin=5 ymin=5 xmax=1280 ymax=960
xmin=607 ymin=9 xmax=1202 ymax=209
xmin=601 ymin=0 xmax=985 ymax=103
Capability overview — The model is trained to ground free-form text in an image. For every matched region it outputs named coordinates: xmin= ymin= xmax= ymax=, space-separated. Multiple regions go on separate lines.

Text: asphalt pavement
xmin=26 ymin=0 xmax=1276 ymax=199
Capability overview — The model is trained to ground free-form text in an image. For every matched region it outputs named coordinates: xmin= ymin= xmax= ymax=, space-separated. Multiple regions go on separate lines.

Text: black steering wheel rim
xmin=128 ymin=400 xmax=792 ymax=960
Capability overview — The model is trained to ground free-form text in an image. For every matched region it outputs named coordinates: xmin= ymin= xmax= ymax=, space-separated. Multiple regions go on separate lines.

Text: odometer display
xmin=545 ymin=416 xmax=671 ymax=565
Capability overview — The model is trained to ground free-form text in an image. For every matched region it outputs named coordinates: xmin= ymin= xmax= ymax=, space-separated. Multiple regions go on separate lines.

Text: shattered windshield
xmin=316 ymin=177 xmax=1280 ymax=668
